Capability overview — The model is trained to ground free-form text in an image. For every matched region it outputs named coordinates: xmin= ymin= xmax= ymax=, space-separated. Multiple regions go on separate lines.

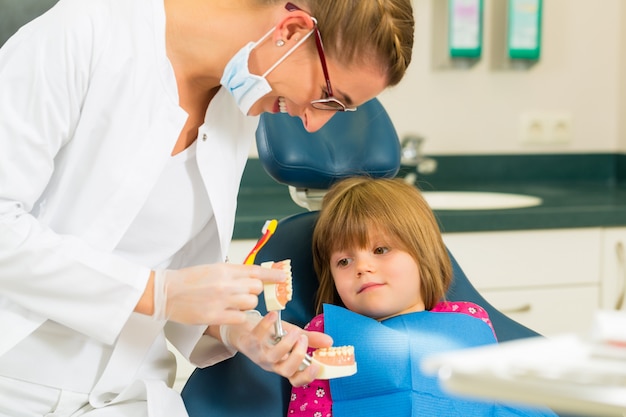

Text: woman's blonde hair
xmin=312 ymin=177 xmax=452 ymax=315
xmin=261 ymin=0 xmax=414 ymax=86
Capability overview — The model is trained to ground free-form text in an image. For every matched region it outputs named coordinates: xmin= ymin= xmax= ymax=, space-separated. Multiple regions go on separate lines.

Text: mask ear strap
xmin=261 ymin=17 xmax=317 ymax=78
xmin=253 ymin=26 xmax=277 ymax=49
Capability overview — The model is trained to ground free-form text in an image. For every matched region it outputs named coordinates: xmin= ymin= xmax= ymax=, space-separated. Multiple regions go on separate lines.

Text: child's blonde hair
xmin=312 ymin=177 xmax=452 ymax=314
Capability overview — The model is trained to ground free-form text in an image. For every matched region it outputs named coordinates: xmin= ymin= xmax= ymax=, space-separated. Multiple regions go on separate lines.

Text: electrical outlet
xmin=519 ymin=113 xmax=572 ymax=144
xmin=519 ymin=114 xmax=545 ymax=143
xmin=545 ymin=114 xmax=572 ymax=143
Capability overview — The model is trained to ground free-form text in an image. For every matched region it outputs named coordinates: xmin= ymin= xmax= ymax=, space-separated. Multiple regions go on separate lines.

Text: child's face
xmin=329 ymin=232 xmax=425 ymax=321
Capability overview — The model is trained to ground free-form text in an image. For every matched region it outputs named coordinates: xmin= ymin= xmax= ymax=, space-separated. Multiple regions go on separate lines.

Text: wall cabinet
xmin=600 ymin=227 xmax=626 ymax=312
xmin=444 ymin=227 xmax=625 ymax=337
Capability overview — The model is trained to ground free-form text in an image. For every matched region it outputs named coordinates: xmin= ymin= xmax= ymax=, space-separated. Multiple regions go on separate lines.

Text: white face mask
xmin=220 ymin=26 xmax=315 ymax=115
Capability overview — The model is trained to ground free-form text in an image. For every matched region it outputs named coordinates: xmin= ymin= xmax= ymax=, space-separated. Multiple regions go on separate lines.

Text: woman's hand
xmin=217 ymin=311 xmax=333 ymax=386
xmin=147 ymin=263 xmax=287 ymax=325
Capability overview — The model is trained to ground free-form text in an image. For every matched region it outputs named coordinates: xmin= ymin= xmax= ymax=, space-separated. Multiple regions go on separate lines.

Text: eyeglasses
xmin=285 ymin=3 xmax=357 ymax=112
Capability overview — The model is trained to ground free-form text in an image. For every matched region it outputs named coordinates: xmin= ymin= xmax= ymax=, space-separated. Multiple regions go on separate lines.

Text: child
xmin=287 ymin=177 xmax=556 ymax=417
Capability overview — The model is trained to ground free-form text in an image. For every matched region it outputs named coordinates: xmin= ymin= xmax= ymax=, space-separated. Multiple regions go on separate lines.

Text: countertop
xmin=233 ymin=153 xmax=626 ymax=239
xmin=412 ymin=180 xmax=626 ymax=234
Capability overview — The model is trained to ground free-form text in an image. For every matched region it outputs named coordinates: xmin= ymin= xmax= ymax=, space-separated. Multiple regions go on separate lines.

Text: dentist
xmin=0 ymin=0 xmax=414 ymax=416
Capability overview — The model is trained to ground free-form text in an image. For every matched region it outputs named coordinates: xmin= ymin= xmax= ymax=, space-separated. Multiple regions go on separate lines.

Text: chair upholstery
xmin=255 ymin=98 xmax=401 ymax=211
xmin=256 ymin=98 xmax=400 ymax=190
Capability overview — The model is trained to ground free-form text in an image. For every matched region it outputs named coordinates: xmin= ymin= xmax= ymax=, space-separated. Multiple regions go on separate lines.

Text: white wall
xmin=379 ymin=0 xmax=626 ymax=155
xmin=618 ymin=1 xmax=626 ymax=151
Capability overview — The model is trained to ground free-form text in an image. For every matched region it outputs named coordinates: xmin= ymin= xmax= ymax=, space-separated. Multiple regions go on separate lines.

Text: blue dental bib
xmin=324 ymin=304 xmax=552 ymax=417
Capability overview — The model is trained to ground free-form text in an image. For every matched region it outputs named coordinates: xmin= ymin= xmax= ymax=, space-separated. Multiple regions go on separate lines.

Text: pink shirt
xmin=287 ymin=301 xmax=494 ymax=417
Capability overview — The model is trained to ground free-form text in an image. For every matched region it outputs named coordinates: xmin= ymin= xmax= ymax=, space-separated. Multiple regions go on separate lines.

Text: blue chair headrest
xmin=256 ymin=98 xmax=401 ymax=190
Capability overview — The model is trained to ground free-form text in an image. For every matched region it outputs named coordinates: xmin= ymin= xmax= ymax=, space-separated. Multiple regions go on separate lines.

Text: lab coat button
xmin=202 ymin=133 xmax=207 ymax=141
xmin=91 ymin=393 xmax=115 ymax=406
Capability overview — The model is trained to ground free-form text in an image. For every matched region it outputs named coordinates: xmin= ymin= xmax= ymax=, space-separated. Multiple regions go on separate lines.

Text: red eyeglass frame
xmin=285 ymin=2 xmax=357 ymax=112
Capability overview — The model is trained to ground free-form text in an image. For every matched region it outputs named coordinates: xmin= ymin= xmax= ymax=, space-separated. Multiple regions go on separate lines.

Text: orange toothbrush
xmin=243 ymin=219 xmax=278 ymax=265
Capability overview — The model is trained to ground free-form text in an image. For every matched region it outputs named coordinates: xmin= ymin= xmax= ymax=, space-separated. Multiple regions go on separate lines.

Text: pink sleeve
xmin=431 ymin=301 xmax=497 ymax=339
xmin=287 ymin=314 xmax=334 ymax=417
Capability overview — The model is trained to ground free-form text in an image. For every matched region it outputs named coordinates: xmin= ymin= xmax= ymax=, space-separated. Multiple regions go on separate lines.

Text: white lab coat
xmin=0 ymin=0 xmax=259 ymax=415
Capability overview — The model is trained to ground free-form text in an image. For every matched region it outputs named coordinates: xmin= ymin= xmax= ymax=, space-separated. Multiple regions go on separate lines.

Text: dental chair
xmin=181 ymin=98 xmax=545 ymax=417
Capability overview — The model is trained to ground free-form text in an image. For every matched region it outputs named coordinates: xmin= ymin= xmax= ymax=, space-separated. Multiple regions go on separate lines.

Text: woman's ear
xmin=273 ymin=10 xmax=316 ymax=45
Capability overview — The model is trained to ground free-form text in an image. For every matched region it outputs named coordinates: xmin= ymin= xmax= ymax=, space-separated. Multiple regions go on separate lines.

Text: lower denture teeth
xmin=310 ymin=345 xmax=357 ymax=379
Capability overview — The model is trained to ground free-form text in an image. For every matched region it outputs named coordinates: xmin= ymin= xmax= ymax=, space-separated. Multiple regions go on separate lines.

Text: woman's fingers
xmin=274 ymin=334 xmax=324 ymax=386
xmin=234 ymin=263 xmax=289 ymax=284
xmin=282 ymin=321 xmax=333 ymax=349
xmin=166 ymin=263 xmax=286 ymax=325
xmin=289 ymin=358 xmax=322 ymax=387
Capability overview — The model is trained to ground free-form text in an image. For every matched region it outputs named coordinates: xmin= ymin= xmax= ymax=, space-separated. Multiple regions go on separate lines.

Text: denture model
xmin=262 ymin=259 xmax=357 ymax=379
xmin=309 ymin=345 xmax=358 ymax=380
xmin=261 ymin=259 xmax=293 ymax=311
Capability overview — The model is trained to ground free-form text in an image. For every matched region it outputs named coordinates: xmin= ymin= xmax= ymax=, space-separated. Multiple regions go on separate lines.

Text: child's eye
xmin=336 ymin=258 xmax=351 ymax=267
xmin=374 ymin=246 xmax=389 ymax=255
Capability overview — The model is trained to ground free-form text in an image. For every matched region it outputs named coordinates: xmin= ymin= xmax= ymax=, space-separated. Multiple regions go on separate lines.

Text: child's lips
xmin=358 ymin=282 xmax=384 ymax=294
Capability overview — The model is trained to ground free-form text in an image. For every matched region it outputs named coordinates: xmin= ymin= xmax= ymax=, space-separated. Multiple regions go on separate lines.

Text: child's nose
xmin=355 ymin=256 xmax=374 ymax=276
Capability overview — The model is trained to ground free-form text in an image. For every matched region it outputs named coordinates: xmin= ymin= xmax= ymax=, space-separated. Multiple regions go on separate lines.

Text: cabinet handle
xmin=500 ymin=304 xmax=532 ymax=314
xmin=614 ymin=242 xmax=626 ymax=310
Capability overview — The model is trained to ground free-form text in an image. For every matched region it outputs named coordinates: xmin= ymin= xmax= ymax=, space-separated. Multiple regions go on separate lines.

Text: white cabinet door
xmin=443 ymin=228 xmax=603 ymax=290
xmin=600 ymin=227 xmax=626 ymax=312
xmin=442 ymin=228 xmax=603 ymax=337
xmin=481 ymin=286 xmax=598 ymax=337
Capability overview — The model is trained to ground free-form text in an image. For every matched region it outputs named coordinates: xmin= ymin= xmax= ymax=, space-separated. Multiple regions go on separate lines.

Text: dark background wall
xmin=0 ymin=0 xmax=58 ymax=46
